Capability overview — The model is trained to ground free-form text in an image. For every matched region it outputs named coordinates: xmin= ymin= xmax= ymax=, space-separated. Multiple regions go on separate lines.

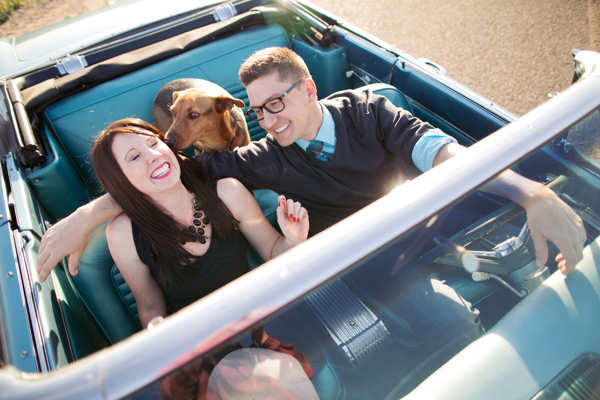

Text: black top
xmin=201 ymin=88 xmax=432 ymax=233
xmin=132 ymin=200 xmax=248 ymax=313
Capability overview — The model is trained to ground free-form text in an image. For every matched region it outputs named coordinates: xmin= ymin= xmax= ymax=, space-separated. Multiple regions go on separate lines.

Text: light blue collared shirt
xmin=295 ymin=104 xmax=336 ymax=155
xmin=296 ymin=102 xmax=456 ymax=171
xmin=411 ymin=128 xmax=457 ymax=172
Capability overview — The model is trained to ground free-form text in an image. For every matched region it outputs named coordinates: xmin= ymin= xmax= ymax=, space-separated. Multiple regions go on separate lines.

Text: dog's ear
xmin=171 ymin=91 xmax=182 ymax=104
xmin=215 ymin=96 xmax=245 ymax=113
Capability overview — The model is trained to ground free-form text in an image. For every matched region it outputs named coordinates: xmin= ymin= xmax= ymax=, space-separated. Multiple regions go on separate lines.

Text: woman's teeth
xmin=151 ymin=163 xmax=170 ymax=178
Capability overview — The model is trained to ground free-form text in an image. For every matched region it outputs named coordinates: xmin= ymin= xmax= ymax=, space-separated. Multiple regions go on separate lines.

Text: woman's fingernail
xmin=289 ymin=214 xmax=293 ymax=219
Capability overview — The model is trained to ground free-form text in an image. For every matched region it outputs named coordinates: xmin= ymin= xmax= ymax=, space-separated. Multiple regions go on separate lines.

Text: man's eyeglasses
xmin=245 ymin=79 xmax=306 ymax=122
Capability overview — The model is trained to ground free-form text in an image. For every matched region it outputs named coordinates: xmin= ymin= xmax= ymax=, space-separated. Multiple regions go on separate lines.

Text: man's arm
xmin=37 ymin=194 xmax=123 ymax=282
xmin=36 ymin=141 xmax=273 ymax=283
xmin=200 ymin=137 xmax=281 ymax=190
xmin=433 ymin=143 xmax=586 ymax=275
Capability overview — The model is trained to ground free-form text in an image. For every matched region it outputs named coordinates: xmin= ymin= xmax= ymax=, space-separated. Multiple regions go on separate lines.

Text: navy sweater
xmin=201 ymin=88 xmax=434 ymax=233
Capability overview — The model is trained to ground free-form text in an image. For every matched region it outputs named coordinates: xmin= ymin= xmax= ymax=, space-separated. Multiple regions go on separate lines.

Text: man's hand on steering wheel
xmin=434 ymin=143 xmax=586 ymax=276
xmin=520 ymin=183 xmax=586 ymax=275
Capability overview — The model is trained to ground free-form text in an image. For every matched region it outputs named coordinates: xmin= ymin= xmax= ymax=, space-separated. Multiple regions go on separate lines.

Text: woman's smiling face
xmin=111 ymin=132 xmax=181 ymax=196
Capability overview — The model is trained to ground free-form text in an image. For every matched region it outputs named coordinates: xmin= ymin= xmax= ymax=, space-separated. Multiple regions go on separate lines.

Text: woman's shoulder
xmin=216 ymin=177 xmax=247 ymax=197
xmin=215 ymin=178 xmax=259 ymax=217
xmin=106 ymin=213 xmax=133 ymax=241
xmin=104 ymin=212 xmax=143 ymax=268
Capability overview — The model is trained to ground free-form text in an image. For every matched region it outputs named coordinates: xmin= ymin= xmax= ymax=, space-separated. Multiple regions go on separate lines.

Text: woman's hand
xmin=276 ymin=195 xmax=309 ymax=246
xmin=217 ymin=179 xmax=308 ymax=261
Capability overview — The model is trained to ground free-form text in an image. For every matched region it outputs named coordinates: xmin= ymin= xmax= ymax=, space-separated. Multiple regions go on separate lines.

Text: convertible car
xmin=1 ymin=0 xmax=599 ymax=398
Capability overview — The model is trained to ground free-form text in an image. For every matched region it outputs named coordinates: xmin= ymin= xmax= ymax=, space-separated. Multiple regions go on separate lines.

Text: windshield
xmin=121 ymin=106 xmax=600 ymax=400
xmin=563 ymin=107 xmax=600 ymax=165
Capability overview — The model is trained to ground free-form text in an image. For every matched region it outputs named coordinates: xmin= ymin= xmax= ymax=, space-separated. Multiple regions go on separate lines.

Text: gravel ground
xmin=309 ymin=0 xmax=597 ymax=117
xmin=0 ymin=0 xmax=118 ymax=38
xmin=309 ymin=0 xmax=600 ymax=161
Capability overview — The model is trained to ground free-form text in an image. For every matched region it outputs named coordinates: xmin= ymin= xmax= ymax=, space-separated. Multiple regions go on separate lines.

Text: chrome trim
xmin=6 ymin=154 xmax=49 ymax=373
xmin=524 ymin=266 xmax=549 ymax=281
xmin=468 ymin=250 xmax=497 ymax=258
xmin=418 ymin=58 xmax=447 ymax=75
xmin=213 ymin=2 xmax=237 ymax=21
xmin=493 ymin=237 xmax=525 ymax=258
xmin=13 ymin=231 xmax=48 ymax=373
xmin=518 ymin=222 xmax=530 ymax=242
xmin=574 ymin=50 xmax=599 ymax=80
xmin=56 ymin=55 xmax=88 ymax=76
xmin=2 ymin=52 xmax=600 ymax=399
xmin=305 ymin=279 xmax=392 ymax=367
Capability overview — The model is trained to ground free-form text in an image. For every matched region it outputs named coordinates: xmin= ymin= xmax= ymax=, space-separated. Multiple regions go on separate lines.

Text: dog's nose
xmin=165 ymin=136 xmax=179 ymax=151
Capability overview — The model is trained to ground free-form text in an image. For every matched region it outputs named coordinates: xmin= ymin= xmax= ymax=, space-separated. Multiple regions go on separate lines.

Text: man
xmin=37 ymin=47 xmax=585 ymax=352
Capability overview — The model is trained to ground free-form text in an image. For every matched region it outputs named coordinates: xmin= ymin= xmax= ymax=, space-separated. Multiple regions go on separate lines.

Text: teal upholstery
xmin=71 ymin=221 xmax=141 ymax=346
xmin=367 ymin=82 xmax=415 ymax=114
xmin=42 ymin=24 xmax=291 ymax=198
xmin=46 ymin=25 xmax=292 ymax=347
xmin=43 ymin=23 xmax=348 ymax=397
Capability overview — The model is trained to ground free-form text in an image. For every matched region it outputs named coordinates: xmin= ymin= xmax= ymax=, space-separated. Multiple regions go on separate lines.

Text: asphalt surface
xmin=309 ymin=0 xmax=599 ymax=117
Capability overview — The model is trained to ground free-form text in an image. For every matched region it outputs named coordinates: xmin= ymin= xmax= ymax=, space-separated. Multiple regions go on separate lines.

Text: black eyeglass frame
xmin=245 ymin=79 xmax=306 ymax=121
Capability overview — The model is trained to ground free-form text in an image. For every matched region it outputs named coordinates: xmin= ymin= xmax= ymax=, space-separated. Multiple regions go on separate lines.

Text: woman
xmin=94 ymin=119 xmax=313 ymax=399
xmin=91 ymin=118 xmax=309 ymax=328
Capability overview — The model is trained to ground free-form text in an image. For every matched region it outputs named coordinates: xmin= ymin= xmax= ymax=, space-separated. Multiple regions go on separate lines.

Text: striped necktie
xmin=306 ymin=140 xmax=332 ymax=161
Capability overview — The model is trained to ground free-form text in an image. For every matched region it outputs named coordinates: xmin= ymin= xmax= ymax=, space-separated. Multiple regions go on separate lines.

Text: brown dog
xmin=152 ymin=78 xmax=251 ymax=153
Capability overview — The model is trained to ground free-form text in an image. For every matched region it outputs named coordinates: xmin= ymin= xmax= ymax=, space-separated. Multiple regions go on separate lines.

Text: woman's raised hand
xmin=276 ymin=195 xmax=309 ymax=245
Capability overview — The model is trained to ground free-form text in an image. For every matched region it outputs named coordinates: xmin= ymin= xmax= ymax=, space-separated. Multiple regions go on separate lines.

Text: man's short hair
xmin=239 ymin=47 xmax=310 ymax=86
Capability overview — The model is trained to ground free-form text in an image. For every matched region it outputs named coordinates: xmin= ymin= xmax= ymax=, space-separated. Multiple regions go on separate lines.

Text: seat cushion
xmin=43 ymin=24 xmax=291 ymax=197
xmin=366 ymin=83 xmax=415 ymax=114
xmin=72 ymin=221 xmax=142 ymax=345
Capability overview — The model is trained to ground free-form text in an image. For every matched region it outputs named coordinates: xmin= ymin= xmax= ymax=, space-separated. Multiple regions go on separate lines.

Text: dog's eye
xmin=189 ymin=112 xmax=200 ymax=120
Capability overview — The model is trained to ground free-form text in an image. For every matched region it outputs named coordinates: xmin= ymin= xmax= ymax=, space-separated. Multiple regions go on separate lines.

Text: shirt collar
xmin=296 ymin=103 xmax=336 ymax=150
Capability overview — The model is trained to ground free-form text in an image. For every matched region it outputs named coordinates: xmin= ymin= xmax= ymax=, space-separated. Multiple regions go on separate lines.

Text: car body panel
xmin=0 ymin=156 xmax=38 ymax=374
xmin=0 ymin=0 xmax=225 ymax=79
xmin=404 ymin=237 xmax=600 ymax=400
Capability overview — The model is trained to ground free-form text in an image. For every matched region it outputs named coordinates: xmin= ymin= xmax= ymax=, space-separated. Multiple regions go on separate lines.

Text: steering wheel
xmin=421 ymin=175 xmax=570 ymax=277
xmin=381 ymin=176 xmax=571 ymax=400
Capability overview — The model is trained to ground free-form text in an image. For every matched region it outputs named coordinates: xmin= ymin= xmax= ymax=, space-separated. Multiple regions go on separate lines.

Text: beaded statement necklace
xmin=180 ymin=195 xmax=209 ymax=245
